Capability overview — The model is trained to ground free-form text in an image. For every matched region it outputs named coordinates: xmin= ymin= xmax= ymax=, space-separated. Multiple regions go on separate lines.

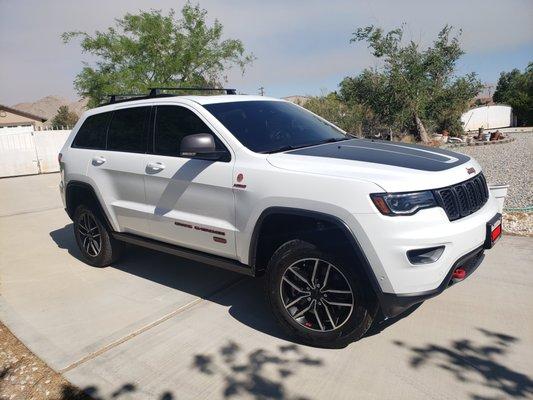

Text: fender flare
xmin=248 ymin=207 xmax=382 ymax=296
xmin=65 ymin=180 xmax=115 ymax=231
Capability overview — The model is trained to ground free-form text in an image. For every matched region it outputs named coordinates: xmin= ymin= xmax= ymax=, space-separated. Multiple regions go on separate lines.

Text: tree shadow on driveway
xmin=57 ymin=342 xmax=323 ymax=400
xmin=393 ymin=328 xmax=533 ymax=399
xmin=60 ymin=382 xmax=174 ymax=400
xmin=191 ymin=341 xmax=323 ymax=399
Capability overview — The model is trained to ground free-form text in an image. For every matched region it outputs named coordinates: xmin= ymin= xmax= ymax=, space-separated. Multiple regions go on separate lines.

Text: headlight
xmin=370 ymin=191 xmax=437 ymax=216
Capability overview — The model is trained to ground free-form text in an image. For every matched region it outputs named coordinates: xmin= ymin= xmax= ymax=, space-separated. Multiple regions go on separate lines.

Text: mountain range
xmin=12 ymin=96 xmax=88 ymax=121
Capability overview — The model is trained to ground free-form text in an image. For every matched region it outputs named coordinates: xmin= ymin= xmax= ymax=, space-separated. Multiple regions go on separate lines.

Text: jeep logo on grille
xmin=466 ymin=167 xmax=476 ymax=175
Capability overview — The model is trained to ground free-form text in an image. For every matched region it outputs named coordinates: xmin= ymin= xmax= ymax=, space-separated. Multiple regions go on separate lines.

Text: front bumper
xmin=379 ymin=245 xmax=485 ymax=317
xmin=344 ymin=191 xmax=500 ymax=318
xmin=350 ymin=194 xmax=499 ymax=295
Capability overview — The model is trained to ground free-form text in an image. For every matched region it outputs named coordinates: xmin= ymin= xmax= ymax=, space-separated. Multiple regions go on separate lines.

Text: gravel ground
xmin=453 ymin=132 xmax=533 ymax=209
xmin=0 ymin=322 xmax=89 ymax=400
xmin=502 ymin=212 xmax=533 ymax=236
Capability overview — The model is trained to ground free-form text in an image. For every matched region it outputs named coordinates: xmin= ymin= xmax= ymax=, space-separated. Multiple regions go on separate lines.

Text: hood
xmin=267 ymin=139 xmax=480 ymax=192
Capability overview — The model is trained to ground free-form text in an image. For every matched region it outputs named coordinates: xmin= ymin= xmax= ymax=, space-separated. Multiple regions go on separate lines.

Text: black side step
xmin=112 ymin=232 xmax=254 ymax=276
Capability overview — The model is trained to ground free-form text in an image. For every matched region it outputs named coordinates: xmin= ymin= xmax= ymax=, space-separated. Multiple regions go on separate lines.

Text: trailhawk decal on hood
xmin=287 ymin=139 xmax=470 ymax=171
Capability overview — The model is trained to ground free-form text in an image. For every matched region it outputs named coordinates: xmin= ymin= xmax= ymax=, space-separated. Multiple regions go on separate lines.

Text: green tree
xmin=340 ymin=69 xmax=407 ymax=136
xmin=303 ymin=92 xmax=365 ymax=136
xmin=62 ymin=3 xmax=255 ymax=107
xmin=493 ymin=63 xmax=532 ymax=126
xmin=51 ymin=106 xmax=79 ymax=128
xmin=426 ymin=74 xmax=482 ymax=134
xmin=341 ymin=25 xmax=482 ymax=142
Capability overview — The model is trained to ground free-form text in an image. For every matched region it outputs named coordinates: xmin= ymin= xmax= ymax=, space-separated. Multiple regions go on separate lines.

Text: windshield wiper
xmin=262 ymin=136 xmax=351 ymax=154
xmin=320 ymin=137 xmax=351 ymax=144
xmin=261 ymin=144 xmax=298 ymax=154
xmin=264 ymin=142 xmax=330 ymax=154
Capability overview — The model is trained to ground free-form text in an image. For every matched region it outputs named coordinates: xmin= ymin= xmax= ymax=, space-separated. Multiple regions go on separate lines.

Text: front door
xmin=143 ymin=105 xmax=236 ymax=259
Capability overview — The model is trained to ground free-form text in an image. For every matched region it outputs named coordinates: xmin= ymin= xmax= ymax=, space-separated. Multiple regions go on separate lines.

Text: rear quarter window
xmin=72 ymin=112 xmax=111 ymax=149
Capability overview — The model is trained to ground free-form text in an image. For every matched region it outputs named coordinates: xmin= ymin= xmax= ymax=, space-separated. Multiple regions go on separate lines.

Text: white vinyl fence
xmin=0 ymin=130 xmax=70 ymax=178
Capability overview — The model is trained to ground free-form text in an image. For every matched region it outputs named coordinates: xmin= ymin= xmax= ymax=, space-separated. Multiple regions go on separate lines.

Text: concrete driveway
xmin=1 ymin=173 xmax=532 ymax=400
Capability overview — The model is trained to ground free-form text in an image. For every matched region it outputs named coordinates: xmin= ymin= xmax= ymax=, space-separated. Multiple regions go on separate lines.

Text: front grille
xmin=433 ymin=173 xmax=489 ymax=221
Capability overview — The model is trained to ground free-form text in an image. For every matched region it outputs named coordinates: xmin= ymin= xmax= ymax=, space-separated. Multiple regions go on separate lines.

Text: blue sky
xmin=0 ymin=0 xmax=532 ymax=104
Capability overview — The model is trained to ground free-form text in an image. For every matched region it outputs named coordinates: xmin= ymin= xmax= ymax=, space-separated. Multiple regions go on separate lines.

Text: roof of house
xmin=0 ymin=104 xmax=47 ymax=122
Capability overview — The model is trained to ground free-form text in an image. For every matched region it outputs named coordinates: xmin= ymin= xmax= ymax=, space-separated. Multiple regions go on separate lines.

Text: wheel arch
xmin=65 ymin=180 xmax=115 ymax=231
xmin=248 ymin=207 xmax=382 ymax=296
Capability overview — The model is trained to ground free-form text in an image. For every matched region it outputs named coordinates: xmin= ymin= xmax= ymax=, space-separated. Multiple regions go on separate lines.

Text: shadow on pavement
xmin=393 ymin=327 xmax=533 ymax=399
xmin=364 ymin=302 xmax=423 ymax=339
xmin=49 ymin=224 xmax=422 ymax=348
xmin=49 ymin=224 xmax=292 ymax=343
xmin=191 ymin=341 xmax=322 ymax=399
xmin=58 ymin=341 xmax=323 ymax=399
xmin=61 ymin=383 xmax=173 ymax=399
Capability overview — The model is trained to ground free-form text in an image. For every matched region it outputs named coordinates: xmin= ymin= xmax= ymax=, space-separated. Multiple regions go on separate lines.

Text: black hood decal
xmin=287 ymin=139 xmax=470 ymax=171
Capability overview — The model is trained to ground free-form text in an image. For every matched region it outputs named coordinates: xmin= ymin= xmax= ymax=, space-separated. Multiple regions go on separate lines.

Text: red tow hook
xmin=452 ymin=267 xmax=466 ymax=280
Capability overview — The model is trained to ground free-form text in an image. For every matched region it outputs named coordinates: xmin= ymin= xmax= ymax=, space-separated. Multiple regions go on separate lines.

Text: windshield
xmin=203 ymin=100 xmax=347 ymax=153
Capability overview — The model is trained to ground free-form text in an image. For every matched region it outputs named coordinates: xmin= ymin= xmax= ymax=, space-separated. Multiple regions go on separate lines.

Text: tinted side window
xmin=107 ymin=107 xmax=149 ymax=153
xmin=72 ymin=112 xmax=110 ymax=149
xmin=154 ymin=106 xmax=222 ymax=157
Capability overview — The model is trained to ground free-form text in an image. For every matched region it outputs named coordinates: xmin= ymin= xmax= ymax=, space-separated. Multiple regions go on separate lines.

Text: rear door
xmin=87 ymin=106 xmax=151 ymax=235
xmin=143 ymin=104 xmax=237 ymax=258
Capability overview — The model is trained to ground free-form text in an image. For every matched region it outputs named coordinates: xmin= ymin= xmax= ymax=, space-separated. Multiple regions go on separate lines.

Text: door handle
xmin=146 ymin=162 xmax=165 ymax=172
xmin=92 ymin=156 xmax=106 ymax=166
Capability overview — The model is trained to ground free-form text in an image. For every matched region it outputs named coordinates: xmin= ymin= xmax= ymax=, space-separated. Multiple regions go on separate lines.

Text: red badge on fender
xmin=234 ymin=173 xmax=246 ymax=189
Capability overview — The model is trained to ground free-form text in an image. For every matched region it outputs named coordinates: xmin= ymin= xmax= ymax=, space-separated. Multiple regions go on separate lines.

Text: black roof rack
xmin=107 ymin=94 xmax=146 ymax=104
xmin=104 ymin=87 xmax=236 ymax=105
xmin=149 ymin=87 xmax=237 ymax=96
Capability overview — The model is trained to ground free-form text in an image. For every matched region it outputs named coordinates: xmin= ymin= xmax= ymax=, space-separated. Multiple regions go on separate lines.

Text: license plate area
xmin=484 ymin=213 xmax=502 ymax=249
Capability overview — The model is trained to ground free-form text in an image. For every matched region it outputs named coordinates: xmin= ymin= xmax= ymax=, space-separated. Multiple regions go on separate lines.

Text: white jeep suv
xmin=59 ymin=89 xmax=502 ymax=347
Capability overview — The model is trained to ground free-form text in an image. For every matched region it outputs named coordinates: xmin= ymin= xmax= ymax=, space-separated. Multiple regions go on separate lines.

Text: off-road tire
xmin=73 ymin=204 xmax=122 ymax=267
xmin=266 ymin=239 xmax=377 ymax=348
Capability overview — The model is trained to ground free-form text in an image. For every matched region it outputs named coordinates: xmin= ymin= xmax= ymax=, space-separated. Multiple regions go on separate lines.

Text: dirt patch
xmin=503 ymin=212 xmax=533 ymax=237
xmin=0 ymin=322 xmax=90 ymax=400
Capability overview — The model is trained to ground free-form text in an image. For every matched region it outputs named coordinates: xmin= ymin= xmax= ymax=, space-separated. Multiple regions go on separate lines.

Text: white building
xmin=0 ymin=104 xmax=47 ymax=133
xmin=461 ymin=104 xmax=515 ymax=132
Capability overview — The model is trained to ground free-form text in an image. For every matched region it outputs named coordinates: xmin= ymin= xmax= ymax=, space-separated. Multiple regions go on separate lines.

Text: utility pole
xmin=258 ymin=86 xmax=264 ymax=96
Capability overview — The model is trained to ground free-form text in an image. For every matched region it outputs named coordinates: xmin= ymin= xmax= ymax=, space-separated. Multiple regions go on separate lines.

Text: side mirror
xmin=180 ymin=133 xmax=227 ymax=160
